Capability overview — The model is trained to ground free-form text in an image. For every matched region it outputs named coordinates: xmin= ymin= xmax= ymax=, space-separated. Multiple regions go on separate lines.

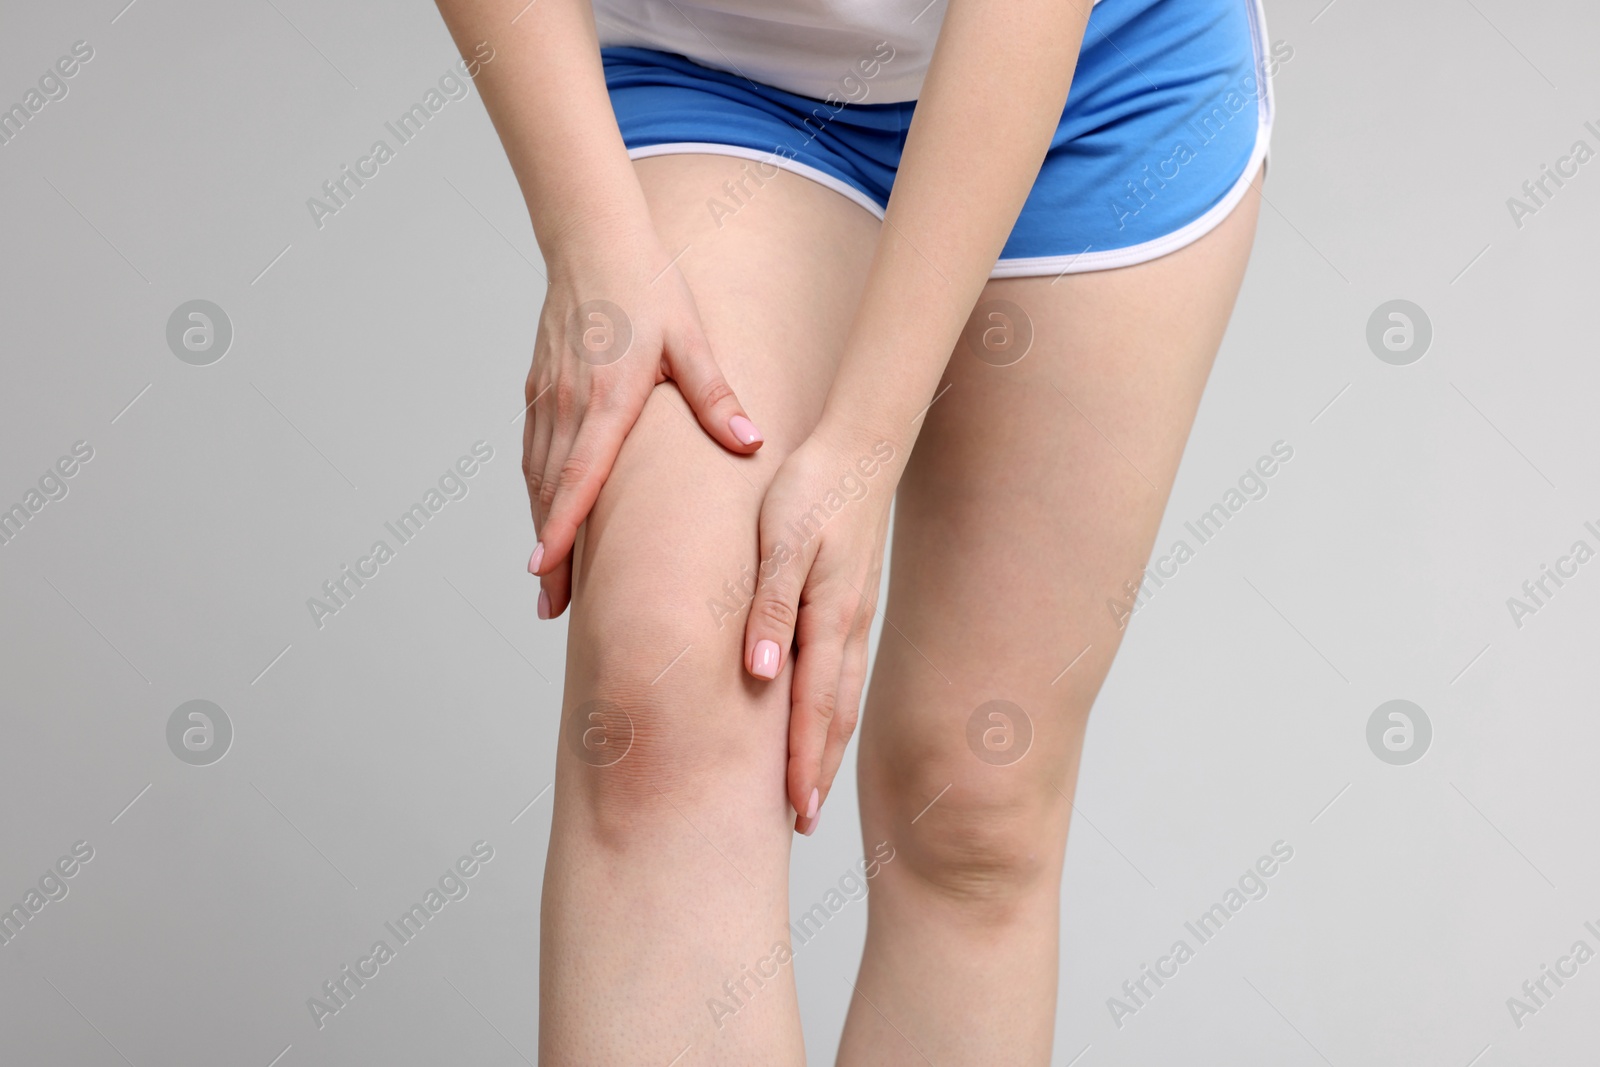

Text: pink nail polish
xmin=528 ymin=543 xmax=544 ymax=575
xmin=802 ymin=810 xmax=819 ymax=837
xmin=806 ymin=787 xmax=819 ymax=820
xmin=537 ymin=590 xmax=551 ymax=620
xmin=752 ymin=639 xmax=780 ymax=679
xmin=728 ymin=414 xmax=763 ymax=446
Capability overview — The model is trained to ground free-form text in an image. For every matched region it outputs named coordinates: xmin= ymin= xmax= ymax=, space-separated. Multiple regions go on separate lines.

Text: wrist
xmin=528 ymin=179 xmax=657 ymax=272
xmin=812 ymin=405 xmax=913 ymax=485
xmin=540 ymin=211 xmax=667 ymax=287
xmin=818 ymin=336 xmax=952 ymax=467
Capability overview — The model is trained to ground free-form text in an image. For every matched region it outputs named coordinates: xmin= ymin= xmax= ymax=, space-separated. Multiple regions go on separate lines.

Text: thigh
xmin=858 ymin=167 xmax=1264 ymax=840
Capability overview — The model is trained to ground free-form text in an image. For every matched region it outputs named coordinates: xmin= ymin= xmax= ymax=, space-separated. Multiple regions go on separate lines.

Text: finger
xmin=531 ymin=371 xmax=550 ymax=537
xmin=537 ymin=405 xmax=584 ymax=618
xmin=810 ymin=602 xmax=871 ymax=824
xmin=786 ymin=583 xmax=855 ymax=834
xmin=818 ymin=524 xmax=886 ymax=795
xmin=527 ymin=376 xmax=557 ymax=568
xmin=743 ymin=508 xmax=817 ymax=682
xmin=536 ymin=395 xmax=640 ymax=576
xmin=662 ymin=320 xmax=764 ymax=455
xmin=538 ymin=555 xmax=572 ymax=620
xmin=534 ymin=374 xmax=582 ymax=573
xmin=805 ymin=522 xmax=886 ymax=832
xmin=793 ymin=585 xmax=870 ymax=831
xmin=528 ymin=378 xmax=570 ymax=618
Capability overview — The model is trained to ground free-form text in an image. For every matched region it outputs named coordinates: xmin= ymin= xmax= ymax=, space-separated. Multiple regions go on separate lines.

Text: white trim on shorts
xmin=626 ymin=141 xmax=888 ymax=220
xmin=625 ymin=0 xmax=1276 ymax=279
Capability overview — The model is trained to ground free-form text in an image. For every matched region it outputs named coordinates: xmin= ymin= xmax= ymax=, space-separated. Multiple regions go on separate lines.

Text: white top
xmin=593 ymin=0 xmax=1100 ymax=104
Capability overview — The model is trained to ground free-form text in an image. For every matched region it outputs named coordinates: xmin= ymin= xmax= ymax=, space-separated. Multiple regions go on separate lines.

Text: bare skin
xmin=541 ymin=157 xmax=878 ymax=1066
xmin=844 ymin=166 xmax=1264 ymax=1065
xmin=433 ymin=0 xmax=1093 ymax=831
xmin=430 ymin=0 xmax=1263 ymax=1062
xmin=541 ymin=152 xmax=1262 ymax=1064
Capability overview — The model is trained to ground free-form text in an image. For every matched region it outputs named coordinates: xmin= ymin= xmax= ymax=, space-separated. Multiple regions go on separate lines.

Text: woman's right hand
xmin=525 ymin=223 xmax=764 ymax=619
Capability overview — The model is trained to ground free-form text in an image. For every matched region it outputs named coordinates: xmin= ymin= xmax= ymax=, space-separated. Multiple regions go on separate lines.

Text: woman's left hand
xmin=743 ymin=422 xmax=902 ymax=835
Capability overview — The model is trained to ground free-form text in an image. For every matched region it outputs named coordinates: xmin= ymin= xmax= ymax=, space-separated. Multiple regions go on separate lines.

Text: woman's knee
xmin=558 ymin=597 xmax=789 ymax=848
xmin=557 ymin=393 xmax=787 ymax=830
xmin=860 ymin=694 xmax=1090 ymax=913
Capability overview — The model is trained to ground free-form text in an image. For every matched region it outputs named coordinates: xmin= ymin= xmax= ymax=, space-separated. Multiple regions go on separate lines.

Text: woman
xmin=432 ymin=0 xmax=1274 ymax=1061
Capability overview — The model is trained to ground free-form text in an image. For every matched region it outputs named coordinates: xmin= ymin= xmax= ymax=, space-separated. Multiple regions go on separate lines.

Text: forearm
xmin=433 ymin=0 xmax=650 ymax=252
xmin=820 ymin=0 xmax=1091 ymax=448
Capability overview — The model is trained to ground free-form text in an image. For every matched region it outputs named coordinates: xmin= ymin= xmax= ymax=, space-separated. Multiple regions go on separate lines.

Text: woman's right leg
xmin=538 ymin=154 xmax=880 ymax=1066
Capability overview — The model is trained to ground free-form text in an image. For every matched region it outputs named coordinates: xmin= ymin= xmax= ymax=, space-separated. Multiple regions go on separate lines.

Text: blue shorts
xmin=601 ymin=0 xmax=1276 ymax=278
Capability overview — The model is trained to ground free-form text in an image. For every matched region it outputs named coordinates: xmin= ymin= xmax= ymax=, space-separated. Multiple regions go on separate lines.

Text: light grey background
xmin=2 ymin=1 xmax=1597 ymax=1064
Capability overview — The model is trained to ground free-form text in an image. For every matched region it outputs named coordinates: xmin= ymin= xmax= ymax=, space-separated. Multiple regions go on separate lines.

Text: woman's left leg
xmin=838 ymin=166 xmax=1264 ymax=1065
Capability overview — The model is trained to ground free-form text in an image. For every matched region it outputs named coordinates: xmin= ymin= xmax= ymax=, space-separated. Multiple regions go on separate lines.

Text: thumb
xmin=662 ymin=320 xmax=765 ymax=455
xmin=744 ymin=506 xmax=817 ymax=681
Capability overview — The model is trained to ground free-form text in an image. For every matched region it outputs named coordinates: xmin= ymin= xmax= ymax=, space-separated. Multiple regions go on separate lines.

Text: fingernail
xmin=801 ymin=810 xmax=819 ymax=837
xmin=752 ymin=639 xmax=780 ymax=679
xmin=537 ymin=590 xmax=551 ymax=620
xmin=729 ymin=414 xmax=763 ymax=446
xmin=806 ymin=787 xmax=819 ymax=820
xmin=528 ymin=543 xmax=544 ymax=575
